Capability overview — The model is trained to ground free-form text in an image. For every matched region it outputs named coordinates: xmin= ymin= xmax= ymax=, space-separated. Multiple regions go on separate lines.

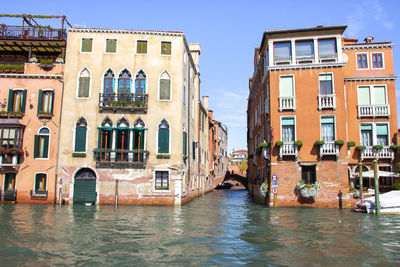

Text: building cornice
xmin=68 ymin=28 xmax=184 ymax=37
xmin=344 ymin=76 xmax=397 ymax=82
xmin=0 ymin=73 xmax=63 ymax=79
xmin=268 ymin=63 xmax=345 ymax=71
xmin=343 ymin=43 xmax=394 ymax=50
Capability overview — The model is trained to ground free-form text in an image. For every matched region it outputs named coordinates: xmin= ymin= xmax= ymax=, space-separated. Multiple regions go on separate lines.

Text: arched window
xmin=134 ymin=119 xmax=145 ymax=162
xmin=135 ymin=70 xmax=146 ymax=95
xmin=104 ymin=69 xmax=115 ymax=94
xmin=75 ymin=117 xmax=87 ymax=152
xmin=78 ymin=68 xmax=90 ymax=98
xmin=118 ymin=69 xmax=131 ymax=95
xmin=159 ymin=71 xmax=171 ymax=101
xmin=98 ymin=118 xmax=112 ymax=161
xmin=158 ymin=119 xmax=169 ymax=154
xmin=34 ymin=127 xmax=50 ymax=158
xmin=116 ymin=118 xmax=129 ymax=162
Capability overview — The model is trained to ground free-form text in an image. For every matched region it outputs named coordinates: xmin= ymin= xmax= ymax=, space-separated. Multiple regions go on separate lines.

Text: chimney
xmin=364 ymin=36 xmax=374 ymax=43
xmin=189 ymin=43 xmax=201 ymax=71
xmin=202 ymin=96 xmax=209 ymax=110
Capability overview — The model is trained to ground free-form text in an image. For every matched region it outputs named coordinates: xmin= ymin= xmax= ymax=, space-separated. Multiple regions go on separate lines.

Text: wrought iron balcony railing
xmin=0 ymin=25 xmax=67 ymax=41
xmin=1 ymin=189 xmax=17 ymax=202
xmin=99 ymin=93 xmax=148 ymax=113
xmin=93 ymin=149 xmax=149 ymax=168
xmin=357 ymin=104 xmax=390 ymax=118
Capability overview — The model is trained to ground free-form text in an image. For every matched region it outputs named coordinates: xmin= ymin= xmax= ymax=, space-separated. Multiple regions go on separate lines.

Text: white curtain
xmin=322 ymin=123 xmax=334 ymax=141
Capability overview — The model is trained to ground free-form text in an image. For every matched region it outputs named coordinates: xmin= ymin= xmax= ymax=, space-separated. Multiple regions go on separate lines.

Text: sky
xmin=3 ymin=0 xmax=400 ymax=153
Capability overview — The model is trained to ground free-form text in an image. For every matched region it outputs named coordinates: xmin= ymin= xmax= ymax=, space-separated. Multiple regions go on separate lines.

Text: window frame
xmin=8 ymin=88 xmax=27 ymax=113
xmin=318 ymin=72 xmax=335 ymax=95
xmin=73 ymin=117 xmax=89 ymax=153
xmin=76 ymin=67 xmax=92 ymax=99
xmin=280 ymin=116 xmax=296 ymax=142
xmin=157 ymin=119 xmax=171 ymax=155
xmin=357 ymin=84 xmax=388 ymax=105
xmin=371 ymin=52 xmax=385 ymax=69
xmin=34 ymin=172 xmax=47 ymax=192
xmin=160 ymin=41 xmax=172 ymax=56
xmin=80 ymin=37 xmax=93 ymax=53
xmin=136 ymin=40 xmax=148 ymax=55
xmin=153 ymin=169 xmax=170 ymax=191
xmin=104 ymin=38 xmax=118 ymax=54
xmin=356 ymin=52 xmax=369 ymax=70
xmin=375 ymin=123 xmax=390 ymax=146
xmin=37 ymin=89 xmax=55 ymax=114
xmin=320 ymin=115 xmax=336 ymax=142
xmin=158 ymin=70 xmax=172 ymax=101
xmin=4 ymin=172 xmax=17 ymax=191
xmin=279 ymin=74 xmax=295 ymax=97
xmin=35 ymin=127 xmax=51 ymax=160
xmin=359 ymin=122 xmax=390 ymax=147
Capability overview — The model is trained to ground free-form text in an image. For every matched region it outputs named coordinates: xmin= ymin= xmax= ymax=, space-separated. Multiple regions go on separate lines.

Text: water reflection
xmin=0 ymin=191 xmax=400 ymax=265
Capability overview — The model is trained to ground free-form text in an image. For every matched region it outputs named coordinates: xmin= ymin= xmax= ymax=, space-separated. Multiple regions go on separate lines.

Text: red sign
xmin=272 ymin=188 xmax=278 ymax=194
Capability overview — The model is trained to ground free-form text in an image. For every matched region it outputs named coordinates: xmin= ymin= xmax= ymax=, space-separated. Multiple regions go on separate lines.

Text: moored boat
xmin=355 ymin=190 xmax=400 ymax=214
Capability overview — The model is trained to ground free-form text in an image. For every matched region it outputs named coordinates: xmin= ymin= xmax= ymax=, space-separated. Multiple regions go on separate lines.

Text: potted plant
xmin=356 ymin=145 xmax=366 ymax=151
xmin=390 ymin=144 xmax=400 ymax=150
xmin=373 ymin=145 xmax=383 ymax=150
xmin=293 ymin=140 xmax=303 ymax=147
xmin=55 ymin=54 xmax=64 ymax=64
xmin=347 ymin=141 xmax=356 ymax=147
xmin=296 ymin=180 xmax=322 ymax=198
xmin=30 ymin=54 xmax=38 ymax=63
xmin=275 ymin=141 xmax=284 ymax=147
xmin=256 ymin=142 xmax=269 ymax=154
xmin=335 ymin=140 xmax=345 ymax=146
xmin=314 ymin=140 xmax=325 ymax=146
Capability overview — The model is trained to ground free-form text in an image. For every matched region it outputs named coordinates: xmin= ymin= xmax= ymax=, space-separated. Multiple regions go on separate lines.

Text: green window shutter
xmin=161 ymin=42 xmax=171 ymax=55
xmin=321 ymin=117 xmax=334 ymax=123
xmin=282 ymin=117 xmax=295 ymax=126
xmin=75 ymin=127 xmax=87 ymax=152
xmin=158 ymin=128 xmax=169 ymax=153
xmin=79 ymin=77 xmax=90 ymax=97
xmin=140 ymin=130 xmax=144 ymax=150
xmin=50 ymin=91 xmax=54 ymax=114
xmin=34 ymin=135 xmax=40 ymax=158
xmin=21 ymin=90 xmax=27 ymax=113
xmin=183 ymin=131 xmax=187 ymax=155
xmin=97 ymin=130 xmax=101 ymax=149
xmin=376 ymin=124 xmax=388 ymax=135
xmin=279 ymin=76 xmax=294 ymax=97
xmin=137 ymin=41 xmax=147 ymax=54
xmin=361 ymin=124 xmax=372 ymax=131
xmin=37 ymin=90 xmax=43 ymax=113
xmin=82 ymin=39 xmax=87 ymax=52
xmin=192 ymin=142 xmax=196 ymax=160
xmin=160 ymin=79 xmax=171 ymax=100
xmin=88 ymin=38 xmax=93 ymax=52
xmin=7 ymin=89 xmax=14 ymax=112
xmin=358 ymin=86 xmax=371 ymax=105
xmin=43 ymin=135 xmax=49 ymax=158
xmin=374 ymin=86 xmax=386 ymax=105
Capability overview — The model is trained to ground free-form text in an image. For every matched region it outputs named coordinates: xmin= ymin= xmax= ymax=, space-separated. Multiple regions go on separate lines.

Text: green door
xmin=73 ymin=168 xmax=97 ymax=205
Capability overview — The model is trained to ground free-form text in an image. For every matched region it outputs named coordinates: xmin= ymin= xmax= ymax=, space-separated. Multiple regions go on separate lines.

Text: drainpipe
xmin=54 ymin=78 xmax=64 ymax=205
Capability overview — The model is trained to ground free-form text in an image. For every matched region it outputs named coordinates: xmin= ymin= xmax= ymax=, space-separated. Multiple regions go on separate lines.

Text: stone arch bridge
xmin=222 ymin=171 xmax=248 ymax=190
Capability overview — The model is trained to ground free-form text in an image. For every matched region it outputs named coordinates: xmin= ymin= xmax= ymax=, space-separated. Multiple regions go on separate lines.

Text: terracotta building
xmin=0 ymin=15 xmax=69 ymax=203
xmin=57 ymin=27 xmax=210 ymax=205
xmin=228 ymin=149 xmax=247 ymax=177
xmin=248 ymin=25 xmax=398 ymax=208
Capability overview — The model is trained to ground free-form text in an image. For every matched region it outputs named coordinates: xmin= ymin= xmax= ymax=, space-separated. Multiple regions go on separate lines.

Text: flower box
xmin=297 ymin=180 xmax=322 ymax=198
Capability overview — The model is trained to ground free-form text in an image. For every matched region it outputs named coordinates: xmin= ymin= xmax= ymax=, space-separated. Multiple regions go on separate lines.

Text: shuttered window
xmin=192 ymin=141 xmax=196 ymax=160
xmin=358 ymin=86 xmax=371 ymax=105
xmin=137 ymin=40 xmax=148 ymax=54
xmin=105 ymin=39 xmax=117 ymax=53
xmin=37 ymin=90 xmax=54 ymax=114
xmin=8 ymin=89 xmax=27 ymax=113
xmin=376 ymin=124 xmax=388 ymax=146
xmin=158 ymin=129 xmax=169 ymax=153
xmin=374 ymin=86 xmax=386 ymax=104
xmin=75 ymin=127 xmax=87 ymax=152
xmin=159 ymin=72 xmax=171 ymax=100
xmin=81 ymin=38 xmax=93 ymax=52
xmin=78 ymin=69 xmax=90 ymax=98
xmin=161 ymin=41 xmax=171 ymax=55
xmin=183 ymin=131 xmax=187 ymax=156
xmin=34 ymin=128 xmax=50 ymax=159
xmin=279 ymin=76 xmax=294 ymax=97
xmin=358 ymin=85 xmax=386 ymax=105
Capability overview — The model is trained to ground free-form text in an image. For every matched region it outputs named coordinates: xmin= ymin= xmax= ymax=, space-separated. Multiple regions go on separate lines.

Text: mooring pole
xmin=373 ymin=158 xmax=380 ymax=215
xmin=358 ymin=160 xmax=364 ymax=203
xmin=115 ymin=179 xmax=119 ymax=209
xmin=58 ymin=178 xmax=62 ymax=208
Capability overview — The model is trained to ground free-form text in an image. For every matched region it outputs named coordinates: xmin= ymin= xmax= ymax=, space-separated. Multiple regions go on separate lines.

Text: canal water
xmin=1 ymin=190 xmax=400 ymax=266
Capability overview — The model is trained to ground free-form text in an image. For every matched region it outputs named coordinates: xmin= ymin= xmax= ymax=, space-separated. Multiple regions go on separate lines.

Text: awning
xmin=354 ymin=170 xmax=399 ymax=178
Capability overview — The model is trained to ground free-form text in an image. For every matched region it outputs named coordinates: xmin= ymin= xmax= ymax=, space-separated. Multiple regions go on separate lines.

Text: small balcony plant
xmin=314 ymin=140 xmax=325 ymax=146
xmin=390 ymin=144 xmax=400 ymax=150
xmin=347 ymin=141 xmax=356 ymax=147
xmin=356 ymin=145 xmax=366 ymax=151
xmin=335 ymin=140 xmax=345 ymax=146
xmin=293 ymin=140 xmax=303 ymax=147
xmin=256 ymin=142 xmax=269 ymax=154
xmin=373 ymin=145 xmax=383 ymax=150
xmin=296 ymin=180 xmax=322 ymax=198
xmin=275 ymin=141 xmax=284 ymax=147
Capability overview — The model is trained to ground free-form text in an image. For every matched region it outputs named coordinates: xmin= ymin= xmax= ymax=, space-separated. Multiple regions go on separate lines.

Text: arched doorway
xmin=73 ymin=168 xmax=97 ymax=205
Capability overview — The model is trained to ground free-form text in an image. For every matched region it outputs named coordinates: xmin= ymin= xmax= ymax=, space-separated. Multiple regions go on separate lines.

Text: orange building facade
xmin=248 ymin=25 xmax=398 ymax=208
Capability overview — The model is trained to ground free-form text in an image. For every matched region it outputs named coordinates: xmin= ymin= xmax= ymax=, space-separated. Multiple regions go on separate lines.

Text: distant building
xmin=228 ymin=150 xmax=247 ymax=177
xmin=0 ymin=14 xmax=69 ymax=203
xmin=248 ymin=25 xmax=398 ymax=207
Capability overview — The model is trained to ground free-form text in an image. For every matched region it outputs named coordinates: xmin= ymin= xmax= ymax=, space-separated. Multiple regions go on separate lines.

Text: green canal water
xmin=1 ymin=190 xmax=400 ymax=266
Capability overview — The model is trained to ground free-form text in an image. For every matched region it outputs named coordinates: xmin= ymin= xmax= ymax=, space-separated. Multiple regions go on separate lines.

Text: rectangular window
xmin=183 ymin=131 xmax=187 ymax=156
xmin=105 ymin=39 xmax=117 ymax=53
xmin=75 ymin=126 xmax=87 ymax=152
xmin=81 ymin=38 xmax=93 ymax=52
xmin=357 ymin=53 xmax=368 ymax=69
xmin=282 ymin=117 xmax=295 ymax=142
xmin=4 ymin=173 xmax=16 ymax=190
xmin=321 ymin=116 xmax=335 ymax=141
xmin=159 ymin=79 xmax=171 ymax=100
xmin=155 ymin=171 xmax=169 ymax=190
xmin=372 ymin=53 xmax=383 ymax=68
xmin=161 ymin=41 xmax=171 ymax=55
xmin=302 ymin=166 xmax=316 ymax=184
xmin=78 ymin=76 xmax=90 ymax=98
xmin=358 ymin=86 xmax=371 ymax=105
xmin=358 ymin=85 xmax=386 ymax=105
xmin=374 ymin=86 xmax=386 ymax=104
xmin=279 ymin=76 xmax=294 ymax=97
xmin=295 ymin=41 xmax=314 ymax=60
xmin=318 ymin=39 xmax=336 ymax=59
xmin=34 ymin=135 xmax=49 ymax=158
xmin=319 ymin=74 xmax=333 ymax=94
xmin=361 ymin=124 xmax=373 ymax=146
xmin=158 ymin=129 xmax=169 ymax=154
xmin=376 ymin=124 xmax=388 ymax=146
xmin=35 ymin=173 xmax=47 ymax=192
xmin=192 ymin=141 xmax=196 ymax=160
xmin=8 ymin=89 xmax=27 ymax=113
xmin=137 ymin=40 xmax=148 ymax=54
xmin=37 ymin=90 xmax=54 ymax=114
xmin=274 ymin=42 xmax=291 ymax=62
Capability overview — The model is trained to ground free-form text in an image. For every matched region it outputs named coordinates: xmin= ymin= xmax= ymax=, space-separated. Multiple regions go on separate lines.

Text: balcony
xmin=1 ymin=189 xmax=17 ymax=202
xmin=361 ymin=146 xmax=394 ymax=160
xmin=0 ymin=154 xmax=21 ymax=171
xmin=296 ymin=55 xmax=314 ymax=64
xmin=274 ymin=56 xmax=292 ymax=65
xmin=30 ymin=190 xmax=48 ymax=200
xmin=318 ymin=94 xmax=336 ymax=110
xmin=319 ymin=53 xmax=337 ymax=63
xmin=0 ymin=112 xmax=24 ymax=119
xmin=99 ymin=93 xmax=148 ymax=113
xmin=358 ymin=105 xmax=390 ymax=118
xmin=93 ymin=149 xmax=149 ymax=168
xmin=279 ymin=143 xmax=298 ymax=159
xmin=0 ymin=25 xmax=67 ymax=41
xmin=319 ymin=142 xmax=340 ymax=159
xmin=279 ymin=96 xmax=296 ymax=111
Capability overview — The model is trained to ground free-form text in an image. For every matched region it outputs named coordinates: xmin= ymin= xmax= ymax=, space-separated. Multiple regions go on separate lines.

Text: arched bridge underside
xmin=223 ymin=172 xmax=248 ymax=190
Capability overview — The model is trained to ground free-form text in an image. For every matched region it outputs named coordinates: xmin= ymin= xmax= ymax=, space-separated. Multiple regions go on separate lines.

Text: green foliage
xmin=293 ymin=140 xmax=303 ymax=147
xmin=314 ymin=140 xmax=325 ymax=146
xmin=373 ymin=145 xmax=383 ymax=150
xmin=390 ymin=145 xmax=400 ymax=150
xmin=0 ymin=64 xmax=24 ymax=70
xmin=356 ymin=145 xmax=366 ymax=151
xmin=393 ymin=180 xmax=400 ymax=190
xmin=275 ymin=141 xmax=284 ymax=147
xmin=40 ymin=59 xmax=53 ymax=65
xmin=347 ymin=141 xmax=356 ymax=147
xmin=335 ymin=140 xmax=345 ymax=146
